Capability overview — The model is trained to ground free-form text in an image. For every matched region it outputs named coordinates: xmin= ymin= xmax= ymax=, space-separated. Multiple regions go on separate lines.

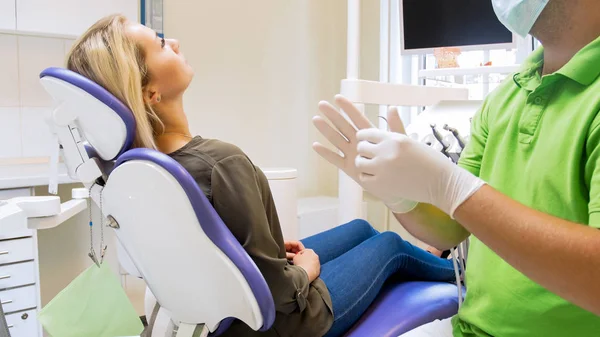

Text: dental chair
xmin=39 ymin=67 xmax=462 ymax=337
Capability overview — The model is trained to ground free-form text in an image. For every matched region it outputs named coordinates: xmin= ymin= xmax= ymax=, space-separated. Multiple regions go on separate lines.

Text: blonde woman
xmin=66 ymin=15 xmax=457 ymax=337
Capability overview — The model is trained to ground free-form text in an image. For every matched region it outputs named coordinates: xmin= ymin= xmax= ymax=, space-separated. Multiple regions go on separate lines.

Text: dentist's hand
xmin=355 ymin=127 xmax=485 ymax=218
xmin=312 ymin=95 xmax=417 ymax=213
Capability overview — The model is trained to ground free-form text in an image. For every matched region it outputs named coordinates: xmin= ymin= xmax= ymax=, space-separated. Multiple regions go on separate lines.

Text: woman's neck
xmin=154 ymin=97 xmax=194 ymax=154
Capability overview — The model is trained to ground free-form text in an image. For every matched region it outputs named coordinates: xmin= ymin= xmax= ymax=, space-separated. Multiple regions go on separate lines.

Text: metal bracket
xmin=106 ymin=215 xmax=120 ymax=229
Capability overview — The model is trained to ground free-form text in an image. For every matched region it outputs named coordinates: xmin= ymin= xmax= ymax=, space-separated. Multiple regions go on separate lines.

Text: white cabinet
xmin=15 ymin=0 xmax=138 ymax=37
xmin=0 ymin=188 xmax=42 ymax=337
xmin=0 ymin=0 xmax=16 ymax=30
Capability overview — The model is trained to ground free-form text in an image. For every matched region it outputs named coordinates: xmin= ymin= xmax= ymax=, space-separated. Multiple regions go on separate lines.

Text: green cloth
xmin=39 ymin=262 xmax=143 ymax=337
xmin=454 ymin=36 xmax=600 ymax=337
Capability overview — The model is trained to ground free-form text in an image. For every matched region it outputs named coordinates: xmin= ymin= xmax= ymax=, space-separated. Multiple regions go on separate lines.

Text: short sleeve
xmin=584 ymin=122 xmax=600 ymax=228
xmin=458 ymin=99 xmax=490 ymax=178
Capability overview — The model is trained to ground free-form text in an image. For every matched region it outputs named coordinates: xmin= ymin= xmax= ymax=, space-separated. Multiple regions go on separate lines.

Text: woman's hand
xmin=285 ymin=240 xmax=305 ymax=260
xmin=286 ymin=241 xmax=321 ymax=282
xmin=293 ymin=249 xmax=321 ymax=283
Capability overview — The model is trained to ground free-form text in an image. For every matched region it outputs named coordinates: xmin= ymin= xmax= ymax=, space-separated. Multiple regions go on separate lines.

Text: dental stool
xmin=39 ymin=67 xmax=461 ymax=337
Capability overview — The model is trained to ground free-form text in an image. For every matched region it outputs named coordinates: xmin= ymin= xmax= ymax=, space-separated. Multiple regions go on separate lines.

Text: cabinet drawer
xmin=0 ymin=262 xmax=36 ymax=290
xmin=0 ymin=224 xmax=32 ymax=241
xmin=0 ymin=285 xmax=37 ymax=313
xmin=0 ymin=238 xmax=35 ymax=265
xmin=6 ymin=309 xmax=39 ymax=337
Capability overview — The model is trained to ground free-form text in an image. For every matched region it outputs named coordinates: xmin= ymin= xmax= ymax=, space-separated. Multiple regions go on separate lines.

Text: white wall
xmin=164 ymin=1 xmax=426 ymax=246
xmin=0 ymin=1 xmax=348 ymax=196
xmin=0 ymin=33 xmax=74 ymax=162
xmin=164 ymin=0 xmax=347 ymax=199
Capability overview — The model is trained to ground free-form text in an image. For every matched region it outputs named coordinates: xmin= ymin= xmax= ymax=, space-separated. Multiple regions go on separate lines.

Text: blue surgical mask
xmin=491 ymin=0 xmax=549 ymax=37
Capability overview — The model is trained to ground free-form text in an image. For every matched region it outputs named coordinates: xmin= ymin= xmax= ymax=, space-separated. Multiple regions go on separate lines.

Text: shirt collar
xmin=557 ymin=35 xmax=600 ymax=86
xmin=513 ymin=48 xmax=544 ymax=91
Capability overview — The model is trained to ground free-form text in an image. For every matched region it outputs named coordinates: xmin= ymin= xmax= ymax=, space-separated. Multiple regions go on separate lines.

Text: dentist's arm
xmin=353 ymin=120 xmax=600 ymax=317
xmin=453 ymin=184 xmax=600 ymax=316
xmin=392 ymin=203 xmax=469 ymax=251
xmin=446 ymin=117 xmax=600 ymax=316
xmin=392 ymin=99 xmax=491 ymax=250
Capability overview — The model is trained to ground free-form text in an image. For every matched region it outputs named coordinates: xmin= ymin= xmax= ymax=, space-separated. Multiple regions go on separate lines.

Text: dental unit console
xmin=405 ymin=100 xmax=481 ymax=165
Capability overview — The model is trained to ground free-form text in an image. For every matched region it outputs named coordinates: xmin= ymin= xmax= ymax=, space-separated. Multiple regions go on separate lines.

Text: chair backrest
xmin=39 ymin=67 xmax=275 ymax=333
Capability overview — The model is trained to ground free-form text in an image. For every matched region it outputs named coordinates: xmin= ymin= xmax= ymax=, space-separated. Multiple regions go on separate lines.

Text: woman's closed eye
xmin=155 ymin=31 xmax=165 ymax=48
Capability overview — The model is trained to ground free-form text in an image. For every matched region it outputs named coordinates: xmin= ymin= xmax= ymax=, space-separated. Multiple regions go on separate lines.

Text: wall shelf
xmin=419 ymin=65 xmax=520 ymax=79
xmin=28 ymin=199 xmax=87 ymax=230
xmin=0 ymin=162 xmax=75 ymax=190
xmin=0 ymin=28 xmax=77 ymax=40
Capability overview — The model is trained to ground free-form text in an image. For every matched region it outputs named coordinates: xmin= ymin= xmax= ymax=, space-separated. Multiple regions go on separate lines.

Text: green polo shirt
xmin=453 ymin=36 xmax=600 ymax=337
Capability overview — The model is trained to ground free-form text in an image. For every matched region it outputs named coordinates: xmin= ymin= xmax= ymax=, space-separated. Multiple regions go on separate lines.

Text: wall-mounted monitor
xmin=400 ymin=0 xmax=516 ymax=54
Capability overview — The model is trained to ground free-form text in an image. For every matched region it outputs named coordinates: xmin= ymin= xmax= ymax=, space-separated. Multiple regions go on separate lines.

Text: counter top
xmin=0 ymin=162 xmax=76 ymax=190
xmin=28 ymin=199 xmax=87 ymax=230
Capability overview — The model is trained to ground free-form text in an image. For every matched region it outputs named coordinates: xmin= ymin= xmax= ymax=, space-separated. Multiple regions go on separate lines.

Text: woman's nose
xmin=169 ymin=39 xmax=180 ymax=54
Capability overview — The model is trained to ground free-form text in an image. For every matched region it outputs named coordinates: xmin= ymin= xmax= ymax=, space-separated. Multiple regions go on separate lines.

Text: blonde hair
xmin=66 ymin=14 xmax=162 ymax=150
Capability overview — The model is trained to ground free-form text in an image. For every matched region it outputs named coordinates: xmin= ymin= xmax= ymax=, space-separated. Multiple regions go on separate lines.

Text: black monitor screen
xmin=402 ymin=0 xmax=513 ymax=50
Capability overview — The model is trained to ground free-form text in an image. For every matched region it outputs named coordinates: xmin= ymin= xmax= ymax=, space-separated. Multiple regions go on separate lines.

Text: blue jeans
xmin=301 ymin=219 xmax=456 ymax=337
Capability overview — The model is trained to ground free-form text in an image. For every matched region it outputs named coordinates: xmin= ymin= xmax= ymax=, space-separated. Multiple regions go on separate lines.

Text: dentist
xmin=314 ymin=0 xmax=600 ymax=336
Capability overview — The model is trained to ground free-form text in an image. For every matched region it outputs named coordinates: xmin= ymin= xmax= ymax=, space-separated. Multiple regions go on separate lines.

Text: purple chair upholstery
xmin=344 ymin=281 xmax=462 ymax=337
xmin=40 ymin=67 xmax=463 ymax=337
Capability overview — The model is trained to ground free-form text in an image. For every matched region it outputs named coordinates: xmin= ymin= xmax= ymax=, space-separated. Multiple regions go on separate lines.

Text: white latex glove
xmin=355 ymin=124 xmax=486 ymax=218
xmin=312 ymin=95 xmax=418 ymax=213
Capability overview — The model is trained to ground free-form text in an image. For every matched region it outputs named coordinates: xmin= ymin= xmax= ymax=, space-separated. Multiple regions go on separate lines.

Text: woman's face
xmin=125 ymin=22 xmax=194 ymax=103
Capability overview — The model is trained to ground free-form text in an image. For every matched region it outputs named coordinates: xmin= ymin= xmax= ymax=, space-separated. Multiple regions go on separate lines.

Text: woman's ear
xmin=144 ymin=88 xmax=161 ymax=105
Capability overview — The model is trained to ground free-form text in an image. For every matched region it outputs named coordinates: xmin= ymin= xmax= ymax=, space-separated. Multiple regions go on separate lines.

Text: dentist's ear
xmin=387 ymin=107 xmax=406 ymax=134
